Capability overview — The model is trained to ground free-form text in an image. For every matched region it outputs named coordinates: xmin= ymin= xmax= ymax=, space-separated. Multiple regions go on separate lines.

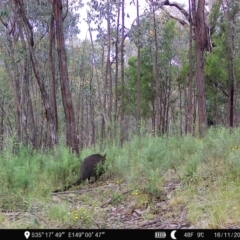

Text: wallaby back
xmin=53 ymin=153 xmax=106 ymax=193
xmin=80 ymin=153 xmax=106 ymax=182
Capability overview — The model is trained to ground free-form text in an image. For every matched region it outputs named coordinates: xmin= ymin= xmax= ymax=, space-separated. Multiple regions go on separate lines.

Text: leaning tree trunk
xmin=15 ymin=0 xmax=58 ymax=148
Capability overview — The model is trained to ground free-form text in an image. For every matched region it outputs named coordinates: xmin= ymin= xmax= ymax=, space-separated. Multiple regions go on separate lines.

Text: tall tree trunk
xmin=106 ymin=0 xmax=113 ymax=128
xmin=187 ymin=0 xmax=194 ymax=135
xmin=136 ymin=0 xmax=141 ymax=132
xmin=53 ymin=0 xmax=79 ymax=154
xmin=224 ymin=0 xmax=235 ymax=127
xmin=114 ymin=3 xmax=120 ymax=138
xmin=89 ymin=66 xmax=95 ymax=146
xmin=49 ymin=13 xmax=58 ymax=132
xmin=192 ymin=0 xmax=207 ymax=137
xmin=153 ymin=4 xmax=160 ymax=136
xmin=120 ymin=0 xmax=125 ymax=145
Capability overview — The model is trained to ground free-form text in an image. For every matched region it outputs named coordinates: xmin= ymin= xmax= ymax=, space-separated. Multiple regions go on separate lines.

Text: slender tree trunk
xmin=80 ymin=89 xmax=84 ymax=148
xmin=152 ymin=5 xmax=160 ymax=136
xmin=120 ymin=0 xmax=125 ymax=145
xmin=18 ymin=25 xmax=37 ymax=147
xmin=49 ymin=13 xmax=58 ymax=132
xmin=89 ymin=68 xmax=95 ymax=146
xmin=224 ymin=0 xmax=235 ymax=127
xmin=53 ymin=0 xmax=79 ymax=154
xmin=179 ymin=85 xmax=183 ymax=136
xmin=106 ymin=0 xmax=113 ymax=127
xmin=187 ymin=0 xmax=194 ymax=135
xmin=114 ymin=4 xmax=120 ymax=138
xmin=136 ymin=0 xmax=141 ymax=132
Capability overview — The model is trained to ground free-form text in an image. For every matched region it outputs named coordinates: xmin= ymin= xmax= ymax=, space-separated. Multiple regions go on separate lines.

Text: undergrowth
xmin=1 ymin=127 xmax=240 ymax=228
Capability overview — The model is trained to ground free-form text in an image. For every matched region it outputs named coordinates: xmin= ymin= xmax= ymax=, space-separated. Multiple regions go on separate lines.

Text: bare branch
xmin=151 ymin=0 xmax=190 ymax=23
xmin=0 ymin=16 xmax=8 ymax=28
xmin=161 ymin=7 xmax=189 ymax=27
xmin=62 ymin=0 xmax=68 ymax=21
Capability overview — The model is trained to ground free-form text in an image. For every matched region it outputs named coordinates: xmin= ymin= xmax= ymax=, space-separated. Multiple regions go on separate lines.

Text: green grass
xmin=1 ymin=127 xmax=240 ymax=228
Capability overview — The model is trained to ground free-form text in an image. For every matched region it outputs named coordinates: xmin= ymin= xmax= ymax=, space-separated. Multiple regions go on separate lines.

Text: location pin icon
xmin=24 ymin=231 xmax=30 ymax=239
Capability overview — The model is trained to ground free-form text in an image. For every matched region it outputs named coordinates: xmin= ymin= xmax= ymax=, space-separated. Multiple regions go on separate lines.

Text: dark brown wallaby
xmin=53 ymin=153 xmax=106 ymax=193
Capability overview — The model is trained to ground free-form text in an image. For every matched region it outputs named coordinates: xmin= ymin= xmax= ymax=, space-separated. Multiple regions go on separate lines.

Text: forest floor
xmin=50 ymin=176 xmax=191 ymax=229
xmin=2 ymin=128 xmax=240 ymax=229
xmin=1 ymin=174 xmax=193 ymax=229
xmin=2 ymin=167 xmax=240 ymax=229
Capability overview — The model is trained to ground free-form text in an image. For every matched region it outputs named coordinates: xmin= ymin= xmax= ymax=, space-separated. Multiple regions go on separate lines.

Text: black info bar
xmin=0 ymin=229 xmax=240 ymax=240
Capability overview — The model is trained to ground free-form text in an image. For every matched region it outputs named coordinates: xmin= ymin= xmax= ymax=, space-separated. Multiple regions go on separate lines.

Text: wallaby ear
xmin=103 ymin=153 xmax=106 ymax=158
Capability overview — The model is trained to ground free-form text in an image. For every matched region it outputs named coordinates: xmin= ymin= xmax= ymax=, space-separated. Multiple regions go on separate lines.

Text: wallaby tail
xmin=53 ymin=185 xmax=70 ymax=193
xmin=53 ymin=178 xmax=82 ymax=193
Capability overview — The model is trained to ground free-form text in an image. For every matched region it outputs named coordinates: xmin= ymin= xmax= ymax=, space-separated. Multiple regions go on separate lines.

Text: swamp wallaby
xmin=53 ymin=153 xmax=106 ymax=193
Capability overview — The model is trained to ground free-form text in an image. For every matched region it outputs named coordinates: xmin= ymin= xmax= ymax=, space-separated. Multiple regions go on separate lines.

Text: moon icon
xmin=171 ymin=230 xmax=177 ymax=239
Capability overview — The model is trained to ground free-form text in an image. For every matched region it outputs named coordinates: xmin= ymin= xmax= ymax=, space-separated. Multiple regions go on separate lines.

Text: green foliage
xmin=124 ymin=18 xmax=180 ymax=122
xmin=204 ymin=0 xmax=240 ymax=125
xmin=124 ymin=48 xmax=155 ymax=118
xmin=159 ymin=19 xmax=176 ymax=64
xmin=47 ymin=203 xmax=72 ymax=225
xmin=2 ymin=127 xmax=240 ymax=227
xmin=111 ymin=193 xmax=123 ymax=205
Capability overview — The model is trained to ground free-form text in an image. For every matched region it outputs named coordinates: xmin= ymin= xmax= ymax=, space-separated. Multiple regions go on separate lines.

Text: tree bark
xmin=186 ymin=0 xmax=194 ymax=135
xmin=49 ymin=13 xmax=58 ymax=132
xmin=53 ymin=0 xmax=79 ymax=154
xmin=192 ymin=0 xmax=207 ymax=137
xmin=223 ymin=0 xmax=235 ymax=127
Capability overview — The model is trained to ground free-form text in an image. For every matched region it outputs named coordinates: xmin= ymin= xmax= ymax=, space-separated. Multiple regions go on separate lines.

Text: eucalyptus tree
xmin=205 ymin=0 xmax=240 ymax=127
xmin=87 ymin=0 xmax=126 ymax=142
xmin=128 ymin=7 xmax=182 ymax=135
xmin=53 ymin=0 xmax=79 ymax=154
xmin=0 ymin=0 xmax=45 ymax=148
xmin=149 ymin=0 xmax=211 ymax=137
xmin=0 ymin=0 xmax=81 ymax=153
xmin=0 ymin=52 xmax=12 ymax=150
xmin=124 ymin=49 xmax=155 ymax=125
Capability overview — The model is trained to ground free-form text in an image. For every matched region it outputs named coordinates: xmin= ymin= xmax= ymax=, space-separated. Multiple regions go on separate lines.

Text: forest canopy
xmin=0 ymin=0 xmax=239 ymax=153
